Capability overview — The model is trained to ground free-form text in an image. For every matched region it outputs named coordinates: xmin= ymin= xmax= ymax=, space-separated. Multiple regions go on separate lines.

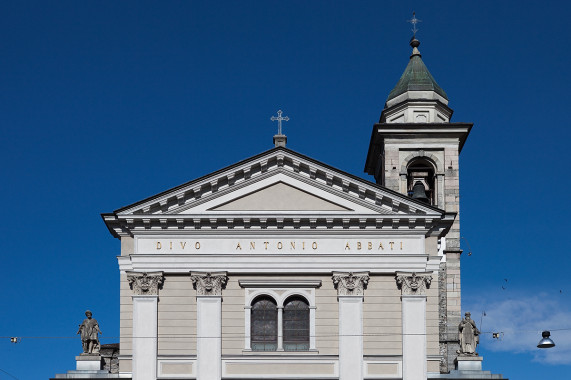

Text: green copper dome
xmin=386 ymin=38 xmax=448 ymax=102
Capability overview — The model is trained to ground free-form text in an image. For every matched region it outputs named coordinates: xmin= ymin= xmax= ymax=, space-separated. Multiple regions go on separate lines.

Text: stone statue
xmin=458 ymin=312 xmax=479 ymax=355
xmin=77 ymin=310 xmax=102 ymax=354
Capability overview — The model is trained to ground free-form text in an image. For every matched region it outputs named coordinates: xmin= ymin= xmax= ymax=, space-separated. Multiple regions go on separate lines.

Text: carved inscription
xmin=235 ymin=241 xmax=318 ymax=250
xmin=156 ymin=241 xmax=201 ymax=250
xmin=344 ymin=241 xmax=403 ymax=250
xmin=142 ymin=239 xmax=416 ymax=255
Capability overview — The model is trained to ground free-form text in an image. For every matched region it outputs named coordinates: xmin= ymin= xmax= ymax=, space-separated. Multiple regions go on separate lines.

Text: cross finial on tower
xmin=271 ymin=109 xmax=289 ymax=136
xmin=407 ymin=12 xmax=421 ymax=37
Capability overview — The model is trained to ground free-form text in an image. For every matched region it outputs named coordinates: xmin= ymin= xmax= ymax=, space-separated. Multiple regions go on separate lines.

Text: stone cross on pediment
xmin=271 ymin=110 xmax=289 ymax=135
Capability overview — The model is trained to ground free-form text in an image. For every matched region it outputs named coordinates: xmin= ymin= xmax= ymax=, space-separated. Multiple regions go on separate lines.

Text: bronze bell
xmin=411 ymin=181 xmax=429 ymax=203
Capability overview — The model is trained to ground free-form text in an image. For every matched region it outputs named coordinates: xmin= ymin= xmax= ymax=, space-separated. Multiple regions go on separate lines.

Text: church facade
xmin=53 ymin=37 xmax=506 ymax=380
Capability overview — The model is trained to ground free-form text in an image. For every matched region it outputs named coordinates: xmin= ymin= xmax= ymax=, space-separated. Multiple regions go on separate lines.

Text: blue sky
xmin=1 ymin=1 xmax=570 ymax=379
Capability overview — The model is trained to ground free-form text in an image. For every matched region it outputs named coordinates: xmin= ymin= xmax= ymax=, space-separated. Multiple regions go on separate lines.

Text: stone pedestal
xmin=428 ymin=355 xmax=505 ymax=379
xmin=51 ymin=354 xmax=118 ymax=378
xmin=76 ymin=355 xmax=102 ymax=371
xmin=273 ymin=134 xmax=287 ymax=147
xmin=455 ymin=356 xmax=483 ymax=371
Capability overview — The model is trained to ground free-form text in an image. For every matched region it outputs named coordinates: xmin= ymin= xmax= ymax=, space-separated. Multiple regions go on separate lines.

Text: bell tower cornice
xmin=364 ymin=122 xmax=473 ymax=177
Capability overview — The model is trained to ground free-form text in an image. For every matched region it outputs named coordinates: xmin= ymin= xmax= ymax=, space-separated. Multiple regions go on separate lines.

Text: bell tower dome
xmin=382 ymin=37 xmax=452 ymax=124
xmin=364 ymin=35 xmax=473 ymax=373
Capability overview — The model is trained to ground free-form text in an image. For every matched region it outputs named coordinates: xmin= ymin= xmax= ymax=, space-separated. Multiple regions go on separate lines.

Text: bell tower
xmin=364 ymin=36 xmax=472 ymax=373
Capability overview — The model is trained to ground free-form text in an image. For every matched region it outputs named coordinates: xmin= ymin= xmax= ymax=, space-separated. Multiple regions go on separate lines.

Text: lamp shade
xmin=537 ymin=331 xmax=555 ymax=348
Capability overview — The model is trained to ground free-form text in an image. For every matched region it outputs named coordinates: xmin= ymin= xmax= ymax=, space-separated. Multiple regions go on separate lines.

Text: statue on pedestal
xmin=77 ymin=310 xmax=102 ymax=354
xmin=458 ymin=312 xmax=479 ymax=355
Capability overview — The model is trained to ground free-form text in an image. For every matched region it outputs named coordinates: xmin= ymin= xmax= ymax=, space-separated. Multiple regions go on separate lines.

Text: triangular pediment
xmin=178 ymin=171 xmax=376 ymax=214
xmin=103 ymin=147 xmax=454 ymax=237
xmin=210 ymin=182 xmax=350 ymax=211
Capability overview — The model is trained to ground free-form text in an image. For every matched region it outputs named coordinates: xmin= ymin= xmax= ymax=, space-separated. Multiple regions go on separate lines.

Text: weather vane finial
xmin=407 ymin=12 xmax=421 ymax=37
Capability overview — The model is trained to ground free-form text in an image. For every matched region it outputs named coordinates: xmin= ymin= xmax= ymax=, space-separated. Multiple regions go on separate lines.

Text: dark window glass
xmin=283 ymin=297 xmax=310 ymax=351
xmin=251 ymin=297 xmax=277 ymax=351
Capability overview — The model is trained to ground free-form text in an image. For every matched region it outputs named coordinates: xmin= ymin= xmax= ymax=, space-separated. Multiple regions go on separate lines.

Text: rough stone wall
xmin=100 ymin=343 xmax=120 ymax=374
xmin=443 ymin=251 xmax=461 ymax=371
xmin=444 ymin=146 xmax=461 ymax=249
xmin=443 ymin=146 xmax=462 ymax=372
xmin=438 ymin=262 xmax=448 ymax=373
xmin=381 ymin=146 xmax=401 ymax=192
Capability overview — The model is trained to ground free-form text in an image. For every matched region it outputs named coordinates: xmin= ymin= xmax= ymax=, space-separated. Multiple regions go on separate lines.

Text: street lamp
xmin=537 ymin=331 xmax=555 ymax=348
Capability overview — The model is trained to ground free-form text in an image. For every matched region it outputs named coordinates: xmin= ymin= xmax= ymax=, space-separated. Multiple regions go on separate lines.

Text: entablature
xmin=117 ymin=253 xmax=443 ymax=274
xmin=103 ymin=212 xmax=454 ymax=238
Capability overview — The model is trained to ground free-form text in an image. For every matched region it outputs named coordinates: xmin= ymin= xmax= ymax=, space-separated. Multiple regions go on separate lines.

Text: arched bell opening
xmin=407 ymin=159 xmax=436 ymax=205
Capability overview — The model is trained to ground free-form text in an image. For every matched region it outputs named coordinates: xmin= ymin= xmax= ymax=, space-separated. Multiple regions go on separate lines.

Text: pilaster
xmin=127 ymin=272 xmax=164 ymax=380
xmin=191 ymin=272 xmax=228 ymax=380
xmin=332 ymin=272 xmax=369 ymax=380
xmin=396 ymin=272 xmax=432 ymax=380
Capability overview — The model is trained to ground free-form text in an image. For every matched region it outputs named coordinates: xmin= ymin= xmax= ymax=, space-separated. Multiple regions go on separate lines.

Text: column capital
xmin=127 ymin=271 xmax=164 ymax=296
xmin=395 ymin=272 xmax=432 ymax=296
xmin=190 ymin=271 xmax=228 ymax=296
xmin=332 ymin=271 xmax=369 ymax=296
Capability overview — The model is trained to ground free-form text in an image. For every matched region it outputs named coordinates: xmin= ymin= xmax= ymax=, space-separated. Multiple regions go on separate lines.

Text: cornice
xmin=381 ymin=98 xmax=453 ymax=121
xmin=103 ymin=212 xmax=454 ymax=238
xmin=238 ymin=279 xmax=322 ymax=288
xmin=364 ymin=122 xmax=473 ymax=174
xmin=118 ymin=254 xmax=442 ymax=274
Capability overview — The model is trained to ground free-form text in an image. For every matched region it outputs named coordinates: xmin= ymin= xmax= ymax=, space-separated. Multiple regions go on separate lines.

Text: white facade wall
xmin=109 ymin=148 xmax=448 ymax=379
xmin=118 ymin=272 xmax=440 ymax=379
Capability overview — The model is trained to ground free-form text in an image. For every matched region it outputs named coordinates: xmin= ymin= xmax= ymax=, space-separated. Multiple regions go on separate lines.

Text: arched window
xmin=283 ymin=296 xmax=310 ymax=351
xmin=407 ymin=159 xmax=435 ymax=205
xmin=251 ymin=296 xmax=277 ymax=351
